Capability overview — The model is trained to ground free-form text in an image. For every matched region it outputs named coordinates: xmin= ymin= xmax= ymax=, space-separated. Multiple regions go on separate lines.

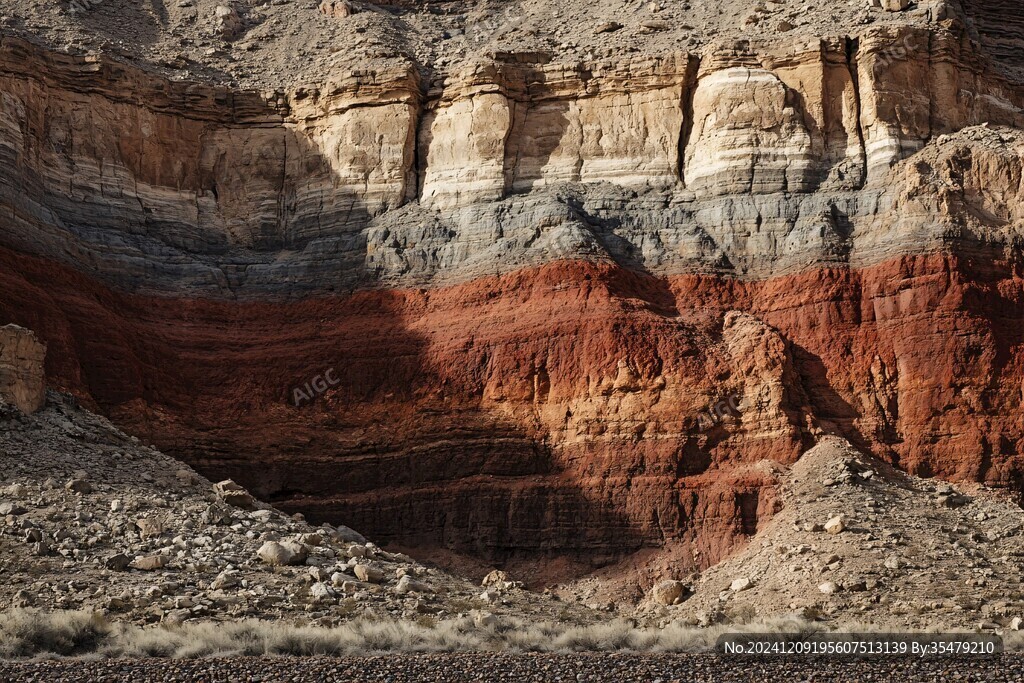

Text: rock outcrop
xmin=0 ymin=4 xmax=1023 ymax=581
xmin=0 ymin=325 xmax=45 ymax=413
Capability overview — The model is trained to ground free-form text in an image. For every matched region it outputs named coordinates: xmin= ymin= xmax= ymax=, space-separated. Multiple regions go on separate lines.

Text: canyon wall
xmin=1 ymin=13 xmax=1023 ymax=577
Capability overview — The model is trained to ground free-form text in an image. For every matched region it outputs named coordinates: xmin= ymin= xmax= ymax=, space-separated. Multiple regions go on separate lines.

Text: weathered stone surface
xmin=65 ymin=479 xmax=92 ymax=495
xmin=824 ymin=516 xmax=846 ymax=535
xmin=353 ymin=564 xmax=384 ymax=583
xmin=481 ymin=570 xmax=510 ymax=587
xmin=395 ymin=575 xmax=432 ymax=594
xmin=318 ymin=0 xmax=356 ymax=19
xmin=650 ymin=580 xmax=688 ymax=606
xmin=256 ymin=541 xmax=308 ymax=566
xmin=136 ymin=518 xmax=163 ymax=539
xmin=213 ymin=5 xmax=243 ymax=40
xmin=213 ymin=480 xmax=257 ymax=510
xmin=131 ymin=555 xmax=169 ymax=571
xmin=0 ymin=325 xmax=45 ymax=414
xmin=0 ymin=19 xmax=1022 ymax=585
xmin=730 ymin=578 xmax=753 ymax=592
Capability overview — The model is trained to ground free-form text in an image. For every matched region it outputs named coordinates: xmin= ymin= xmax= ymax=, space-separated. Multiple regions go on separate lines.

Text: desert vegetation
xmin=0 ymin=609 xmax=822 ymax=658
xmin=2 ymin=609 xmax=1019 ymax=660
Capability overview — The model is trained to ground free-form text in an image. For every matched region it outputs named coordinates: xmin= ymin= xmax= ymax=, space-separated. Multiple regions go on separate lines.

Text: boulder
xmin=298 ymin=533 xmax=323 ymax=547
xmin=0 ymin=502 xmax=26 ymax=516
xmin=250 ymin=510 xmax=274 ymax=523
xmin=824 ymin=515 xmax=846 ymax=534
xmin=730 ymin=577 xmax=753 ymax=592
xmin=257 ymin=541 xmax=308 ymax=566
xmin=481 ymin=569 xmax=510 ymax=587
xmin=4 ymin=484 xmax=26 ymax=498
xmin=651 ymin=579 xmax=688 ymax=606
xmin=395 ymin=575 xmax=433 ymax=595
xmin=132 ymin=555 xmax=170 ymax=571
xmin=210 ymin=570 xmax=240 ymax=590
xmin=202 ymin=503 xmax=235 ymax=525
xmin=593 ymin=21 xmax=623 ymax=35
xmin=105 ymin=553 xmax=132 ymax=571
xmin=65 ymin=478 xmax=92 ymax=494
xmin=212 ymin=480 xmax=257 ymax=510
xmin=353 ymin=564 xmax=383 ymax=583
xmin=136 ymin=518 xmax=163 ymax=539
xmin=319 ymin=0 xmax=356 ymax=18
xmin=309 ymin=582 xmax=335 ymax=602
xmin=938 ymin=493 xmax=970 ymax=509
xmin=213 ymin=5 xmax=243 ymax=39
xmin=472 ymin=610 xmax=497 ymax=628
xmin=878 ymin=0 xmax=910 ymax=11
xmin=12 ymin=590 xmax=34 ymax=607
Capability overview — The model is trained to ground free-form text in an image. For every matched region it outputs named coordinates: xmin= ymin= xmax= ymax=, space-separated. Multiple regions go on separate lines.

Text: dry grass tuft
xmin=0 ymin=609 xmax=111 ymax=658
xmin=0 ymin=609 xmax=1007 ymax=659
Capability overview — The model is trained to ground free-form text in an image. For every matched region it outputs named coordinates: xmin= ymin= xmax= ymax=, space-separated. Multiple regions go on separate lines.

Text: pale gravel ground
xmin=2 ymin=653 xmax=1024 ymax=682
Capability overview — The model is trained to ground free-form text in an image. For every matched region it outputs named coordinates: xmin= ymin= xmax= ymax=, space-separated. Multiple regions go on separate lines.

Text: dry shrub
xmin=0 ymin=609 xmax=111 ymax=658
xmin=3 ymin=609 xmax=1005 ymax=659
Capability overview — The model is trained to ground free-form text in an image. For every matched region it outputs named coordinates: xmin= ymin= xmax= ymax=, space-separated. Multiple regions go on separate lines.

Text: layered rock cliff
xmin=1 ymin=1 xmax=1023 ymax=582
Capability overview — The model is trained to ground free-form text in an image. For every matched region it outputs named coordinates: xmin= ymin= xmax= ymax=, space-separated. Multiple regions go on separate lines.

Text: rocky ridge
xmin=0 ymin=0 xmax=959 ymax=90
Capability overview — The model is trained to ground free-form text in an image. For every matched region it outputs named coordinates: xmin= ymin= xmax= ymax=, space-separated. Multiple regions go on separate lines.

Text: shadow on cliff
xmin=0 ymin=71 xmax=741 ymax=578
xmin=787 ymin=340 xmax=872 ymax=453
xmin=502 ymin=89 xmax=572 ymax=194
xmin=563 ymin=194 xmax=681 ymax=317
xmin=158 ymin=286 xmax=646 ymax=569
xmin=191 ymin=122 xmax=377 ymax=293
xmin=0 ymin=244 xmax=645 ymax=570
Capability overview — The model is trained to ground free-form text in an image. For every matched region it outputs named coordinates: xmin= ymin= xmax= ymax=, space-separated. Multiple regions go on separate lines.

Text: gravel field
xmin=2 ymin=654 xmax=1024 ymax=682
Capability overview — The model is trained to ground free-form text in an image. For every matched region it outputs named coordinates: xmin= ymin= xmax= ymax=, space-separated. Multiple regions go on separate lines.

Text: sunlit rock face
xmin=1 ymin=13 xmax=1023 ymax=575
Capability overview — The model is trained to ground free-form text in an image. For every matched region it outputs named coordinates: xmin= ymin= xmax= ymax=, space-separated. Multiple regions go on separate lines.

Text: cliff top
xmin=0 ymin=0 xmax=954 ymax=90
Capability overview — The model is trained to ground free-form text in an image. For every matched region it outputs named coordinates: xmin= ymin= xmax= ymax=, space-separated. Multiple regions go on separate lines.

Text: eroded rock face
xmin=0 ymin=325 xmax=46 ymax=413
xmin=0 ymin=16 xmax=1023 ymax=576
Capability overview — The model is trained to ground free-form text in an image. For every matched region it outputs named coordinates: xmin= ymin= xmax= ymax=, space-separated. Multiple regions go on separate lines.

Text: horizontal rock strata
xmin=1 ymin=15 xmax=1023 ymax=574
xmin=2 ymin=248 xmax=1022 ymax=570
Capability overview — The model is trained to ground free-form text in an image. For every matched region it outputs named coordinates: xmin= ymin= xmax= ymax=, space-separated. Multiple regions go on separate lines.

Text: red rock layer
xmin=2 ymin=248 xmax=1023 ymax=574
